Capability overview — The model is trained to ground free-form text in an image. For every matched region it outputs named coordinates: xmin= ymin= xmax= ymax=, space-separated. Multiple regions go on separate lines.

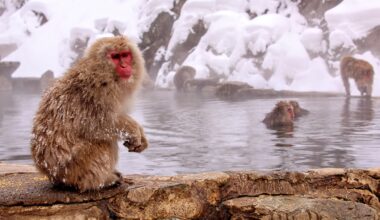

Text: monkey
xmin=289 ymin=100 xmax=309 ymax=118
xmin=173 ymin=65 xmax=196 ymax=91
xmin=340 ymin=56 xmax=374 ymax=97
xmin=31 ymin=36 xmax=148 ymax=192
xmin=263 ymin=101 xmax=295 ymax=128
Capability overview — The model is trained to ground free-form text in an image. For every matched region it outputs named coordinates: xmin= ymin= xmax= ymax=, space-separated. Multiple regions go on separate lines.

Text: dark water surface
xmin=1 ymin=90 xmax=379 ymax=175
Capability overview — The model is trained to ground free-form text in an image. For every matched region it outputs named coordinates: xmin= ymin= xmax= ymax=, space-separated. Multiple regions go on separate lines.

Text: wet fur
xmin=289 ymin=100 xmax=309 ymax=118
xmin=340 ymin=56 xmax=374 ymax=97
xmin=263 ymin=101 xmax=294 ymax=128
xmin=31 ymin=36 xmax=148 ymax=192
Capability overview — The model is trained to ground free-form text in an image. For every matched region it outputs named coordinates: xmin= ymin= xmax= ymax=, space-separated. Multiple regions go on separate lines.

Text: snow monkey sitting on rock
xmin=31 ymin=36 xmax=148 ymax=192
xmin=340 ymin=56 xmax=374 ymax=97
xmin=263 ymin=101 xmax=295 ymax=129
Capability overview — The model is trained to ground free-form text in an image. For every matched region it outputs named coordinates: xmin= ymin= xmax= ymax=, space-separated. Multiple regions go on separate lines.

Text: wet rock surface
xmin=1 ymin=166 xmax=380 ymax=219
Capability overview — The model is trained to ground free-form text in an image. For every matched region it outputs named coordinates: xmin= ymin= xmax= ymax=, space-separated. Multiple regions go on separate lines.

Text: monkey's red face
xmin=108 ymin=50 xmax=133 ymax=79
xmin=287 ymin=106 xmax=295 ymax=120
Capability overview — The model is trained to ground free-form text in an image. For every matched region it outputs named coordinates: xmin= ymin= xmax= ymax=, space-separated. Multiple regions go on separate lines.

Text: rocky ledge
xmin=1 ymin=165 xmax=380 ymax=219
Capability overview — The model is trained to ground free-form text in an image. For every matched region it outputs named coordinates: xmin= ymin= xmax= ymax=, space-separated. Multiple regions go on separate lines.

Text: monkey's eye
xmin=111 ymin=53 xmax=120 ymax=60
xmin=120 ymin=52 xmax=129 ymax=58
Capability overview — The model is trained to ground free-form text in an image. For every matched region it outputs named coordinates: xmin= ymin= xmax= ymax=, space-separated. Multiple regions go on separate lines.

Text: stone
xmin=0 ymin=75 xmax=12 ymax=91
xmin=0 ymin=163 xmax=36 ymax=174
xmin=139 ymin=0 xmax=187 ymax=79
xmin=40 ymin=70 xmax=55 ymax=92
xmin=223 ymin=196 xmax=378 ymax=220
xmin=0 ymin=44 xmax=18 ymax=60
xmin=1 ymin=166 xmax=380 ymax=219
xmin=215 ymin=81 xmax=253 ymax=99
xmin=0 ymin=61 xmax=20 ymax=78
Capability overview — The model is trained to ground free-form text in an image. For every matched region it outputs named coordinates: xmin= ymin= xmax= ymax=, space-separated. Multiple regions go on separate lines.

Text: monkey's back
xmin=173 ymin=66 xmax=196 ymax=91
xmin=340 ymin=56 xmax=374 ymax=81
xmin=30 ymin=73 xmax=118 ymax=182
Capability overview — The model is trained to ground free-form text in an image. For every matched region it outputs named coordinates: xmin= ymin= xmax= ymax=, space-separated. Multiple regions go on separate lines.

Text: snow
xmin=325 ymin=0 xmax=380 ymax=40
xmin=2 ymin=0 xmax=143 ymax=77
xmin=263 ymin=33 xmax=311 ymax=84
xmin=1 ymin=0 xmax=380 ymax=95
xmin=291 ymin=57 xmax=341 ymax=92
xmin=328 ymin=29 xmax=356 ymax=51
xmin=300 ymin=27 xmax=325 ymax=54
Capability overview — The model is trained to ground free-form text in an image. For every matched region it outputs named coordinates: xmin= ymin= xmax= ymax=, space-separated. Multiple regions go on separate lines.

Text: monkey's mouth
xmin=117 ymin=66 xmax=132 ymax=79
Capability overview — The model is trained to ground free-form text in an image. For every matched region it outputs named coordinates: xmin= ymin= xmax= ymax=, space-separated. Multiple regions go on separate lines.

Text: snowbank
xmin=325 ymin=0 xmax=380 ymax=40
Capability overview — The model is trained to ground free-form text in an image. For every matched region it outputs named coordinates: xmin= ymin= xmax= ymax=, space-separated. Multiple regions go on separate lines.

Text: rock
xmin=223 ymin=196 xmax=377 ymax=220
xmin=217 ymin=87 xmax=344 ymax=101
xmin=40 ymin=70 xmax=55 ymax=92
xmin=215 ymin=81 xmax=253 ymax=99
xmin=298 ymin=0 xmax=343 ymax=20
xmin=11 ymin=77 xmax=41 ymax=93
xmin=0 ymin=61 xmax=20 ymax=78
xmin=0 ymin=44 xmax=18 ymax=60
xmin=355 ymin=26 xmax=380 ymax=57
xmin=169 ymin=19 xmax=207 ymax=67
xmin=185 ymin=78 xmax=219 ymax=92
xmin=139 ymin=0 xmax=201 ymax=80
xmin=1 ymin=167 xmax=380 ymax=219
xmin=0 ymin=75 xmax=12 ymax=91
xmin=139 ymin=11 xmax=175 ymax=79
xmin=0 ymin=163 xmax=36 ymax=174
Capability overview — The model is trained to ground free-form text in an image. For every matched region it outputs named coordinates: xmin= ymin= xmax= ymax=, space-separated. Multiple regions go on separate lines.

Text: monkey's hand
xmin=118 ymin=115 xmax=148 ymax=153
xmin=123 ymin=128 xmax=148 ymax=153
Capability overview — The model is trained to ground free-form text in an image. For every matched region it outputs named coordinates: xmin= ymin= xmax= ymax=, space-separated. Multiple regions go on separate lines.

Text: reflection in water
xmin=1 ymin=91 xmax=380 ymax=175
xmin=270 ymin=126 xmax=294 ymax=147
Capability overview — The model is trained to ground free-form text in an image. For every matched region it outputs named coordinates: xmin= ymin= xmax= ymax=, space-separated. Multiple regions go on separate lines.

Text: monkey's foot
xmin=103 ymin=172 xmax=123 ymax=189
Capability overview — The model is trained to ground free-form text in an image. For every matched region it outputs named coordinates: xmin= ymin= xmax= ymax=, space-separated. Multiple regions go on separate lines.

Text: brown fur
xmin=263 ymin=101 xmax=294 ymax=128
xmin=340 ymin=56 xmax=374 ymax=97
xmin=173 ymin=65 xmax=196 ymax=91
xmin=31 ymin=36 xmax=148 ymax=192
xmin=289 ymin=100 xmax=309 ymax=118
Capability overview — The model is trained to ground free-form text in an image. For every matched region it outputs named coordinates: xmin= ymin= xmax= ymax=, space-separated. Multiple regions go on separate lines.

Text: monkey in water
xmin=289 ymin=100 xmax=309 ymax=118
xmin=263 ymin=101 xmax=295 ymax=128
xmin=173 ymin=65 xmax=196 ymax=91
xmin=31 ymin=36 xmax=148 ymax=192
xmin=340 ymin=56 xmax=374 ymax=97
